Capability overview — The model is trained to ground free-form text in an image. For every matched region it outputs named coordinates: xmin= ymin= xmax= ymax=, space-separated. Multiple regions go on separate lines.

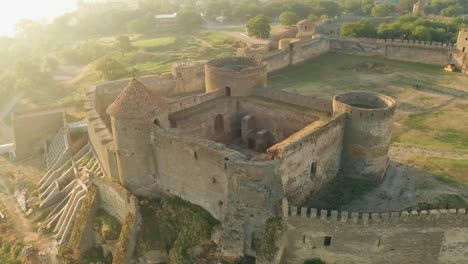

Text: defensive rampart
xmin=253 ymin=87 xmax=333 ymax=113
xmin=261 ymin=38 xmax=330 ymax=73
xmin=286 ymin=207 xmax=467 ymax=227
xmin=267 ymin=114 xmax=345 ymax=205
xmin=282 ymin=206 xmax=468 ymax=264
xmin=330 ymin=37 xmax=455 ymax=65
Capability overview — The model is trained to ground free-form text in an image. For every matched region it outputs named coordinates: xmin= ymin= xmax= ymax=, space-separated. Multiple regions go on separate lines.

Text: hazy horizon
xmin=0 ymin=0 xmax=76 ymax=37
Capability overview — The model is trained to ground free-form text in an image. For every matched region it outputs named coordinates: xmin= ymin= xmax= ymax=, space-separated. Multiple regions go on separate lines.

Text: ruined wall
xmin=267 ymin=115 xmax=345 ymax=205
xmin=451 ymin=50 xmax=467 ymax=74
xmin=253 ymin=88 xmax=333 ymax=114
xmin=13 ymin=107 xmax=67 ymax=159
xmin=93 ymin=177 xmax=141 ymax=263
xmin=169 ymin=98 xmax=238 ymax=144
xmin=262 ymin=50 xmax=292 ymax=72
xmin=262 ymin=38 xmax=330 ymax=73
xmin=330 ymin=37 xmax=454 ymax=65
xmin=333 ymin=92 xmax=396 ymax=182
xmin=282 ymin=207 xmax=468 ymax=264
xmin=151 ymin=126 xmax=241 ymax=220
xmin=456 ymin=28 xmax=468 ymax=52
xmin=222 ymin=159 xmax=282 ymax=257
xmin=291 ymin=38 xmax=330 ymax=65
xmin=171 ymin=63 xmax=205 ymax=95
xmin=167 ymin=90 xmax=221 ymax=114
xmin=237 ymin=99 xmax=319 ymax=144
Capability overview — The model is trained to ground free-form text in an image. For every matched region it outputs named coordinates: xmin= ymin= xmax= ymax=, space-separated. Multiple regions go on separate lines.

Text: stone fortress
xmin=10 ymin=22 xmax=468 ymax=264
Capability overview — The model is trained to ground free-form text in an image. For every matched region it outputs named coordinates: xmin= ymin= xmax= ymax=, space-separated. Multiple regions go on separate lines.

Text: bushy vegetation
xmin=257 ymin=218 xmax=283 ymax=262
xmin=0 ymin=202 xmax=24 ymax=264
xmin=304 ymin=258 xmax=327 ymax=264
xmin=113 ymin=213 xmax=134 ymax=264
xmin=95 ymin=209 xmax=122 ymax=241
xmin=138 ymin=197 xmax=219 ymax=264
xmin=280 ymin=11 xmax=300 ymax=26
xmin=247 ymin=15 xmax=272 ymax=39
xmin=341 ymin=16 xmax=468 ymax=42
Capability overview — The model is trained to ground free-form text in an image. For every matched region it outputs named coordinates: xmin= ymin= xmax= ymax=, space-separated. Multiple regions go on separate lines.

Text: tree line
xmin=341 ymin=15 xmax=468 ymax=43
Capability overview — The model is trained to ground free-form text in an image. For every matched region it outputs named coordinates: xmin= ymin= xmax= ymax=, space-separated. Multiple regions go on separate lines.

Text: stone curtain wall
xmin=13 ymin=107 xmax=69 ymax=159
xmin=282 ymin=206 xmax=468 ymax=264
xmin=237 ymin=99 xmax=319 ymax=143
xmin=267 ymin=114 xmax=345 ymax=205
xmin=330 ymin=37 xmax=454 ymax=65
xmin=287 ymin=207 xmax=467 ymax=226
xmin=168 ymin=90 xmax=222 ymax=114
xmin=262 ymin=38 xmax=331 ymax=73
xmin=253 ymin=88 xmax=333 ymax=113
xmin=93 ymin=177 xmax=142 ymax=263
xmin=151 ymin=126 xmax=240 ymax=220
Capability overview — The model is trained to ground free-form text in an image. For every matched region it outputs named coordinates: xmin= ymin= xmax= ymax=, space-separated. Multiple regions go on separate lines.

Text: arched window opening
xmin=225 ymin=86 xmax=231 ymax=97
xmin=177 ymin=72 xmax=182 ymax=78
xmin=215 ymin=114 xmax=224 ymax=134
xmin=153 ymin=119 xmax=160 ymax=126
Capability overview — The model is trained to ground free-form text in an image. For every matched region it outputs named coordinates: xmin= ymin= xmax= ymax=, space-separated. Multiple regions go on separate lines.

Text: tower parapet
xmin=205 ymin=57 xmax=267 ymax=97
xmin=333 ymin=92 xmax=396 ymax=183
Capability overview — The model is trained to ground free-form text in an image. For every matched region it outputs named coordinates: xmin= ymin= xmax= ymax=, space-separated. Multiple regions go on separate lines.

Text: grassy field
xmin=268 ymin=52 xmax=468 ymax=184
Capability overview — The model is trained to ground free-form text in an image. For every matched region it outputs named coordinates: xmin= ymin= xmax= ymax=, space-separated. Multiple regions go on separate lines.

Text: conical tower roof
xmin=107 ymin=79 xmax=160 ymax=119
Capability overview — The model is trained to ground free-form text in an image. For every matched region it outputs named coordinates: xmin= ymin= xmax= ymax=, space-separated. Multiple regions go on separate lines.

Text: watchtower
xmin=333 ymin=92 xmax=396 ymax=183
xmin=107 ymin=79 xmax=168 ymax=196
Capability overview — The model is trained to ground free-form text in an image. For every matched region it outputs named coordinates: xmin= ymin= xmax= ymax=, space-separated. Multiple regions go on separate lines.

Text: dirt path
xmin=0 ymin=176 xmax=58 ymax=263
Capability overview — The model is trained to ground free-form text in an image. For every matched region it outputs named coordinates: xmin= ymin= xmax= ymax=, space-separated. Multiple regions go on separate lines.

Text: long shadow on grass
xmin=304 ymin=161 xmax=468 ymax=211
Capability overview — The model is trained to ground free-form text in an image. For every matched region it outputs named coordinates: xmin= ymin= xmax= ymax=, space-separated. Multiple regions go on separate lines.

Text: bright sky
xmin=0 ymin=0 xmax=77 ymax=36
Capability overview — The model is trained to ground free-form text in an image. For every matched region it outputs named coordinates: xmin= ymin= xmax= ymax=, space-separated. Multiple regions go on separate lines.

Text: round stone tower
xmin=107 ymin=79 xmax=168 ymax=196
xmin=333 ymin=91 xmax=396 ymax=183
xmin=205 ymin=57 xmax=267 ymax=97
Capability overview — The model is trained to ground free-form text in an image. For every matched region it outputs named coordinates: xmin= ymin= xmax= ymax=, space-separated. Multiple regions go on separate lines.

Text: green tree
xmin=116 ymin=36 xmax=134 ymax=53
xmin=280 ymin=11 xmax=300 ymax=26
xmin=411 ymin=25 xmax=432 ymax=41
xmin=246 ymin=14 xmax=271 ymax=39
xmin=176 ymin=9 xmax=203 ymax=32
xmin=308 ymin=14 xmax=319 ymax=22
xmin=371 ymin=4 xmax=394 ymax=17
xmin=361 ymin=0 xmax=375 ymax=15
xmin=341 ymin=19 xmax=377 ymax=38
xmin=95 ymin=57 xmax=128 ymax=80
xmin=440 ymin=5 xmax=464 ymax=17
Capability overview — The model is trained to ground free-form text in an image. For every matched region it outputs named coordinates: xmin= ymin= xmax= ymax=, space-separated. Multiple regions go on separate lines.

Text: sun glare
xmin=0 ymin=0 xmax=76 ymax=36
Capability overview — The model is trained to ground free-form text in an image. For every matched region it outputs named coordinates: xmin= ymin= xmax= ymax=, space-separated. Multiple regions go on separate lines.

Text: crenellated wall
xmin=267 ymin=114 xmax=345 ymax=205
xmin=330 ymin=37 xmax=455 ymax=65
xmin=282 ymin=206 xmax=468 ymax=264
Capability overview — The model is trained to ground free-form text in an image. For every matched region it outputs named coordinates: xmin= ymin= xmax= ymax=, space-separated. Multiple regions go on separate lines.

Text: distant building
xmin=77 ymin=0 xmax=140 ymax=14
xmin=154 ymin=13 xmax=177 ymax=28
xmin=412 ymin=0 xmax=425 ymax=15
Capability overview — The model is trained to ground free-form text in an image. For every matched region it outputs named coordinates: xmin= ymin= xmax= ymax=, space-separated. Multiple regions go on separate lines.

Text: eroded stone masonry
xmin=11 ymin=24 xmax=468 ymax=263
